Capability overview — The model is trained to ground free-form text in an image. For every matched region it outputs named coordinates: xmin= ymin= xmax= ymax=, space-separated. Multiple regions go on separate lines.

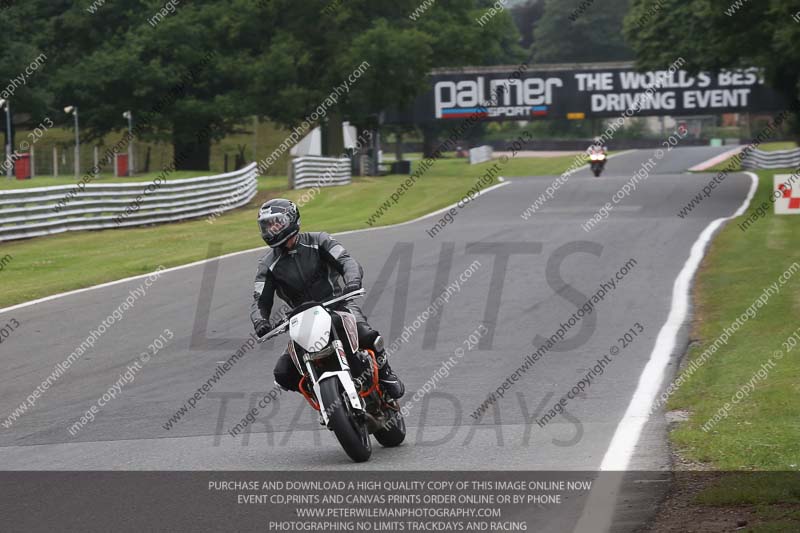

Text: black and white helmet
xmin=258 ymin=199 xmax=300 ymax=247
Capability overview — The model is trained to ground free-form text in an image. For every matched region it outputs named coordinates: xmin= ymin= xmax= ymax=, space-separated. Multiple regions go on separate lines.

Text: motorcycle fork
xmin=305 ymin=335 xmax=365 ymax=426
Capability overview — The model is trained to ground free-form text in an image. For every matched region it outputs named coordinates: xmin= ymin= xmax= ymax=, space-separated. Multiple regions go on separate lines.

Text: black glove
xmin=343 ymin=281 xmax=361 ymax=294
xmin=254 ymin=319 xmax=271 ymax=338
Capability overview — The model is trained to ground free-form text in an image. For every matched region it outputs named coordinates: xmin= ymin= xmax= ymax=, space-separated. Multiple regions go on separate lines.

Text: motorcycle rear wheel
xmin=320 ymin=379 xmax=372 ymax=462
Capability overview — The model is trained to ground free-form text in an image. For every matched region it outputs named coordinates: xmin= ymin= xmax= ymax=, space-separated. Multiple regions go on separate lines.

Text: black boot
xmin=376 ymin=353 xmax=404 ymax=399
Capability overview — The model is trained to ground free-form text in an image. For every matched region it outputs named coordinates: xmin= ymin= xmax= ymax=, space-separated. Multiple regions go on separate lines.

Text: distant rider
xmin=590 ymin=138 xmax=608 ymax=156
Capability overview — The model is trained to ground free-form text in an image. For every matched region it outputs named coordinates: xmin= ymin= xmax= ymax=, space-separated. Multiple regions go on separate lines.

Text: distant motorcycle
xmin=259 ymin=289 xmax=405 ymax=462
xmin=589 ymin=152 xmax=607 ymax=177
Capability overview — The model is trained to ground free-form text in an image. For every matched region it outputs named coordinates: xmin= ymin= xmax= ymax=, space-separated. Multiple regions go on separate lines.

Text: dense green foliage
xmin=0 ymin=0 xmax=522 ymax=169
xmin=625 ymin=0 xmax=800 ymax=137
xmin=532 ymin=0 xmax=634 ymax=63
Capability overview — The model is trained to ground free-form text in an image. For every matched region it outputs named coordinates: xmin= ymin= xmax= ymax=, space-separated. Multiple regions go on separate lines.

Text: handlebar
xmin=257 ymin=288 xmax=366 ymax=342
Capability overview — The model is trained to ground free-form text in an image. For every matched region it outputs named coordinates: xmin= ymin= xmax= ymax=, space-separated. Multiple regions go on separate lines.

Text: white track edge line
xmin=598 ymin=170 xmax=758 ymax=470
xmin=572 ymin=171 xmax=759 ymax=533
xmin=688 ymin=146 xmax=745 ymax=172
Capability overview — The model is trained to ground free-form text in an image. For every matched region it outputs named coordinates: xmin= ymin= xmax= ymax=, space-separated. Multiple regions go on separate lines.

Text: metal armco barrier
xmin=741 ymin=148 xmax=800 ymax=169
xmin=290 ymin=156 xmax=351 ymax=190
xmin=0 ymin=163 xmax=257 ymax=242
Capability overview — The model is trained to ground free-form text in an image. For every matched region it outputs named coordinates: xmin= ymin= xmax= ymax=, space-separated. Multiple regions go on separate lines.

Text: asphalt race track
xmin=0 ymin=146 xmax=753 ymax=531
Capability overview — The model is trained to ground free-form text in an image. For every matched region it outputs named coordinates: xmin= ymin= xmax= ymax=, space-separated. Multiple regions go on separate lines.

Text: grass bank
xmin=0 ymin=170 xmax=503 ymax=308
xmin=0 ymin=170 xmax=210 ymax=190
xmin=661 ymin=168 xmax=800 ymax=530
xmin=760 ymin=142 xmax=798 ymax=152
xmin=0 ymin=152 xmax=588 ymax=308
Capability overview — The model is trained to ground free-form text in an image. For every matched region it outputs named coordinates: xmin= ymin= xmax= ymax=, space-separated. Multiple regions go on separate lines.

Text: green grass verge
xmin=760 ymin=142 xmax=798 ymax=152
xmin=0 ymin=169 xmax=502 ymax=308
xmin=416 ymin=153 xmax=588 ymax=178
xmin=0 ymin=170 xmax=210 ymax=190
xmin=666 ymin=169 xmax=800 ymax=527
xmin=669 ymin=169 xmax=800 ymax=469
xmin=0 ymin=153 xmax=591 ymax=307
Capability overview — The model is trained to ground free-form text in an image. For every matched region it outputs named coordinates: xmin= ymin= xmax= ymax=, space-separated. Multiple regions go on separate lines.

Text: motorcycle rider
xmin=589 ymin=137 xmax=608 ymax=156
xmin=250 ymin=198 xmax=405 ymax=399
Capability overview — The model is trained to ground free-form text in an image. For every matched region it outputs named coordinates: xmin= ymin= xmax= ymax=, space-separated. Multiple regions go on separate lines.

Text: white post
xmin=94 ymin=145 xmax=99 ymax=172
xmin=128 ymin=124 xmax=134 ymax=175
xmin=30 ymin=144 xmax=35 ymax=178
xmin=123 ymin=110 xmax=134 ymax=175
xmin=73 ymin=108 xmax=80 ymax=178
xmin=53 ymin=146 xmax=58 ymax=177
xmin=4 ymin=100 xmax=11 ymax=179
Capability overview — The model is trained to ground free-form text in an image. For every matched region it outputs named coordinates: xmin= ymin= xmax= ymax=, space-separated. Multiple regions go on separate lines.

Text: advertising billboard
xmin=391 ymin=62 xmax=786 ymax=123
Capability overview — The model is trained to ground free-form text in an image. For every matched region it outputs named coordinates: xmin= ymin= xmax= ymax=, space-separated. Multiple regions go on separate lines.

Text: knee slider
xmin=357 ymin=322 xmax=380 ymax=348
xmin=373 ymin=335 xmax=385 ymax=353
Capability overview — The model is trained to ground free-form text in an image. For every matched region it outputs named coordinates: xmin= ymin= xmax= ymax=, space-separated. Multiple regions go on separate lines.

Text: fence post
xmin=53 ymin=146 xmax=58 ymax=177
xmin=30 ymin=145 xmax=35 ymax=178
xmin=129 ymin=140 xmax=134 ymax=176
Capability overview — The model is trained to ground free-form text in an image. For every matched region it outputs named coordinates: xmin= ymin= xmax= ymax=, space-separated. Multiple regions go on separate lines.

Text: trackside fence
xmin=741 ymin=148 xmax=800 ymax=169
xmin=0 ymin=163 xmax=257 ymax=242
xmin=290 ymin=156 xmax=352 ymax=190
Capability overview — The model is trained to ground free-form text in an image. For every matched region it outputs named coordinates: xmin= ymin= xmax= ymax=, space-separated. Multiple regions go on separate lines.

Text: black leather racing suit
xmin=250 ymin=232 xmax=383 ymax=391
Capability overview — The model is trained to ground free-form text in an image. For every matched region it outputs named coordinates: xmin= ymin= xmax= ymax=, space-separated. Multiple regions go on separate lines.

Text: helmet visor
xmin=259 ymin=211 xmax=290 ymax=238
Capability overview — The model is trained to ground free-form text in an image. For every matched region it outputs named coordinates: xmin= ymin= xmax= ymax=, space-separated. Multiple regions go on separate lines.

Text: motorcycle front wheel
xmin=374 ymin=405 xmax=406 ymax=447
xmin=320 ymin=379 xmax=372 ymax=462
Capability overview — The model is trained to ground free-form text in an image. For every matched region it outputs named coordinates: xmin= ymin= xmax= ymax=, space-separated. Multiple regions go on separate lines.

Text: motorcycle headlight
xmin=303 ymin=343 xmax=335 ymax=362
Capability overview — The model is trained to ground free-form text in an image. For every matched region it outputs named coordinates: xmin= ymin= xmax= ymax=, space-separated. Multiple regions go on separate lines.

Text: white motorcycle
xmin=259 ymin=289 xmax=405 ymax=462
